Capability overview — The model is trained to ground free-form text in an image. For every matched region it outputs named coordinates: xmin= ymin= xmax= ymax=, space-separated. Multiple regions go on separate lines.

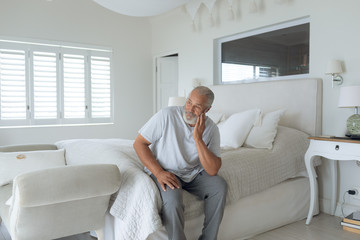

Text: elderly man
xmin=133 ymin=86 xmax=227 ymax=240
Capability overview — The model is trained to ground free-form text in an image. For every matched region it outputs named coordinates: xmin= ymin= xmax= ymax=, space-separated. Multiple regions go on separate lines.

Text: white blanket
xmin=55 ymin=126 xmax=314 ymax=240
xmin=108 ymin=156 xmax=163 ymax=240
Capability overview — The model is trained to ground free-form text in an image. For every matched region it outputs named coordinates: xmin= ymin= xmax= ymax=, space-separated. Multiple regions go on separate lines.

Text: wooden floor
xmin=248 ymin=213 xmax=360 ymax=240
xmin=1 ymin=213 xmax=360 ymax=240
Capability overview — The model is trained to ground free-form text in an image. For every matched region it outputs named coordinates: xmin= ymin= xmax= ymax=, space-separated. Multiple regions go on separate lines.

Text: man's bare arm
xmin=193 ymin=113 xmax=222 ymax=176
xmin=133 ymin=134 xmax=180 ymax=191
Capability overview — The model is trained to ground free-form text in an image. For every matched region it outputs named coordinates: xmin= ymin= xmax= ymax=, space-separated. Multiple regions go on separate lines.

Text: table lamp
xmin=338 ymin=85 xmax=360 ymax=136
xmin=168 ymin=97 xmax=186 ymax=107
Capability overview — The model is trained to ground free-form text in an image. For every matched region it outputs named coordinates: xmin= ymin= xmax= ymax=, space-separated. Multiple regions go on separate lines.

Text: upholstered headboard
xmin=209 ymin=78 xmax=322 ymax=136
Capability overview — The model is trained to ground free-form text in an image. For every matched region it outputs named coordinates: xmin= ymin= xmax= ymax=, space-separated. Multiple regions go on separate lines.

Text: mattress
xmin=146 ymin=177 xmax=314 ymax=240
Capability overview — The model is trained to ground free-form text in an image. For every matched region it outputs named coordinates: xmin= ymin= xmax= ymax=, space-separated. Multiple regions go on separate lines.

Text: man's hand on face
xmin=193 ymin=113 xmax=206 ymax=142
xmin=155 ymin=170 xmax=180 ymax=192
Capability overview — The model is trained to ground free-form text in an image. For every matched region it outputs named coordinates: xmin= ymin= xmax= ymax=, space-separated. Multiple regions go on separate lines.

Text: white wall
xmin=150 ymin=0 xmax=360 ymax=215
xmin=0 ymin=0 xmax=153 ymax=144
xmin=1 ymin=0 xmax=359 ymax=216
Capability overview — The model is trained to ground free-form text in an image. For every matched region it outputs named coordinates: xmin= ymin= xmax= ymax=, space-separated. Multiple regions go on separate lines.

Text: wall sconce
xmin=325 ymin=60 xmax=343 ymax=88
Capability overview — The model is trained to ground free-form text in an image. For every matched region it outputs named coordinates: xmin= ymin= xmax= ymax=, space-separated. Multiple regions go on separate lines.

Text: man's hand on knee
xmin=155 ymin=170 xmax=180 ymax=191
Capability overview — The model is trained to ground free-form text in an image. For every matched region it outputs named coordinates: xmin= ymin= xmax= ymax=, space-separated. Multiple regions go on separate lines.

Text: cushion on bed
xmin=0 ymin=149 xmax=66 ymax=187
xmin=55 ymin=138 xmax=140 ymax=167
xmin=245 ymin=109 xmax=286 ymax=149
xmin=218 ymin=109 xmax=261 ymax=149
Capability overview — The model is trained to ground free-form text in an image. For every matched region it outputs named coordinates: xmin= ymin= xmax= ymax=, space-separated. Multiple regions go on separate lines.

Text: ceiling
xmin=93 ymin=0 xmax=192 ymax=17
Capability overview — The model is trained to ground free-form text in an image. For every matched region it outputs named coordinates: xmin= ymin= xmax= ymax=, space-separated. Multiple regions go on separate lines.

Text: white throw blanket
xmin=55 ymin=126 xmax=315 ymax=240
xmin=108 ymin=154 xmax=163 ymax=240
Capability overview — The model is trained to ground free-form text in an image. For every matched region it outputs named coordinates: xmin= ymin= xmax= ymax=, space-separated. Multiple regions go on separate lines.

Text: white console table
xmin=305 ymin=136 xmax=360 ymax=225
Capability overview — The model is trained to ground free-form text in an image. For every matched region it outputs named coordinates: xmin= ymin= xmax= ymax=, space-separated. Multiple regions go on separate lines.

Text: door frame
xmin=153 ymin=50 xmax=179 ymax=114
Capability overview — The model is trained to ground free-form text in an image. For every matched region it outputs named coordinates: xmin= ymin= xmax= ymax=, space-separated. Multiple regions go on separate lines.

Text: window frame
xmin=0 ymin=37 xmax=113 ymax=127
xmin=214 ymin=17 xmax=310 ymax=85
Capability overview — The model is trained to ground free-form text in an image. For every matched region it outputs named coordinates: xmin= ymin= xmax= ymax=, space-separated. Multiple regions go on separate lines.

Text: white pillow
xmin=0 ymin=149 xmax=66 ymax=187
xmin=245 ymin=109 xmax=286 ymax=149
xmin=218 ymin=109 xmax=261 ymax=149
xmin=206 ymin=111 xmax=226 ymax=124
xmin=55 ymin=138 xmax=141 ymax=168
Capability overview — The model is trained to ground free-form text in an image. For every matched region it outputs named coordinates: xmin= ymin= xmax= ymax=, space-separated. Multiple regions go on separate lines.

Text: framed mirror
xmin=214 ymin=17 xmax=310 ymax=84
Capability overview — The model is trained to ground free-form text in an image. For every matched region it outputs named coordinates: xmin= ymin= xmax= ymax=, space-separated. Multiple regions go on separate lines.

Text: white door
xmin=156 ymin=56 xmax=179 ymax=111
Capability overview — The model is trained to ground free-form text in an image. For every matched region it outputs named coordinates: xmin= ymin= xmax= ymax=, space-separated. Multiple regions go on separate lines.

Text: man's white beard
xmin=183 ymin=111 xmax=197 ymax=125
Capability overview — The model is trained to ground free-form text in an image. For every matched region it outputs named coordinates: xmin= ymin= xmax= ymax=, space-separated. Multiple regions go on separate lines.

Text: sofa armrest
xmin=13 ymin=164 xmax=121 ymax=207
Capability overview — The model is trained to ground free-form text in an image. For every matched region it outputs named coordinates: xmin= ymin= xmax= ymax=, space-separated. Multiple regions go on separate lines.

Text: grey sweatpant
xmin=151 ymin=171 xmax=227 ymax=240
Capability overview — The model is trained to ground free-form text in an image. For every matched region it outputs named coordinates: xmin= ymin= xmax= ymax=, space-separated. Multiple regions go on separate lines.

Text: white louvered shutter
xmin=63 ymin=54 xmax=85 ymax=119
xmin=91 ymin=56 xmax=111 ymax=118
xmin=33 ymin=51 xmax=57 ymax=119
xmin=1 ymin=39 xmax=112 ymax=126
xmin=0 ymin=49 xmax=27 ymax=120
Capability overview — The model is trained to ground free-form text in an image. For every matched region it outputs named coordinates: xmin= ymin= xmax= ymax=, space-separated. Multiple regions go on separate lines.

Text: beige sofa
xmin=0 ymin=144 xmax=121 ymax=240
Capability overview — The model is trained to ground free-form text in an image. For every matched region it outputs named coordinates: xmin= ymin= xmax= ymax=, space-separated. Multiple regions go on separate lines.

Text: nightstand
xmin=305 ymin=136 xmax=360 ymax=225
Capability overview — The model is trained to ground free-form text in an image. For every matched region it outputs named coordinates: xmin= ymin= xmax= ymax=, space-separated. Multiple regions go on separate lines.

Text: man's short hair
xmin=192 ymin=86 xmax=214 ymax=108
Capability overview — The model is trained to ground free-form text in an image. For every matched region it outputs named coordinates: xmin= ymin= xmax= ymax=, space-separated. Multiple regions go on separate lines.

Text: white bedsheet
xmin=55 ymin=126 xmax=314 ymax=240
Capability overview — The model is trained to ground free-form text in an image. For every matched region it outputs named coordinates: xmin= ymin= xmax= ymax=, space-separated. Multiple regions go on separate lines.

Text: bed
xmin=56 ymin=78 xmax=323 ymax=240
xmin=1 ymin=78 xmax=323 ymax=240
xmin=150 ymin=78 xmax=323 ymax=239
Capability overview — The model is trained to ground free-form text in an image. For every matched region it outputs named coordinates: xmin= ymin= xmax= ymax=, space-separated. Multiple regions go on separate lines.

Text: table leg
xmin=330 ymin=159 xmax=337 ymax=215
xmin=305 ymin=152 xmax=317 ymax=225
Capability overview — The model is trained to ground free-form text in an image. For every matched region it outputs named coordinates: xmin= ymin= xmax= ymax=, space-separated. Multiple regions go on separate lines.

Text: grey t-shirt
xmin=139 ymin=106 xmax=221 ymax=182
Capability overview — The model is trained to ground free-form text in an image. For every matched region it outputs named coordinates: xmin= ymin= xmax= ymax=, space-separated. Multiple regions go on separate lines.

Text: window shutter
xmin=0 ymin=39 xmax=112 ymax=126
xmin=63 ymin=54 xmax=85 ymax=119
xmin=0 ymin=49 xmax=27 ymax=120
xmin=33 ymin=51 xmax=57 ymax=119
xmin=91 ymin=56 xmax=111 ymax=118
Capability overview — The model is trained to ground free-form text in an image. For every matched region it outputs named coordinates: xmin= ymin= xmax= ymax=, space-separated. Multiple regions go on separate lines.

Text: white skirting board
xmin=104 ymin=177 xmax=318 ymax=240
xmin=321 ymin=198 xmax=360 ymax=219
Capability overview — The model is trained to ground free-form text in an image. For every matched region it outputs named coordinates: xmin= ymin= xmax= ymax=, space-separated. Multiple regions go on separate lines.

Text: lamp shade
xmin=338 ymin=86 xmax=360 ymax=108
xmin=168 ymin=96 xmax=186 ymax=107
xmin=325 ymin=60 xmax=343 ymax=74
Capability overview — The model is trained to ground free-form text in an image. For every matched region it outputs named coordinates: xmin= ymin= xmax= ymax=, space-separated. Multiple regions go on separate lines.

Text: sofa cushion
xmin=0 ymin=149 xmax=66 ymax=187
